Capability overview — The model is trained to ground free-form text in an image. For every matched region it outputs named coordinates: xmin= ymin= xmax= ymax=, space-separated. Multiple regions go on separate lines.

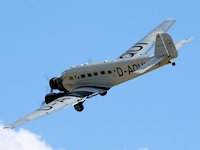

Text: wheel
xmin=100 ymin=91 xmax=107 ymax=96
xmin=74 ymin=103 xmax=84 ymax=112
xmin=169 ymin=61 xmax=176 ymax=66
xmin=171 ymin=62 xmax=176 ymax=66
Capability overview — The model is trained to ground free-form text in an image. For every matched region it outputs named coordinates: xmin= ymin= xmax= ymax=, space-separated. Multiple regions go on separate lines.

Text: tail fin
xmin=155 ymin=33 xmax=178 ymax=59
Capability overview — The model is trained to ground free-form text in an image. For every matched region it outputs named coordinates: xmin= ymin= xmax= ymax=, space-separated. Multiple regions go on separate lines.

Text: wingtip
xmin=3 ymin=125 xmax=12 ymax=129
xmin=187 ymin=37 xmax=194 ymax=41
xmin=166 ymin=18 xmax=176 ymax=21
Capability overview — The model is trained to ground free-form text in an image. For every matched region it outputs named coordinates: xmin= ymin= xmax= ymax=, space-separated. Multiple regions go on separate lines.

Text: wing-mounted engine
xmin=45 ymin=92 xmax=68 ymax=104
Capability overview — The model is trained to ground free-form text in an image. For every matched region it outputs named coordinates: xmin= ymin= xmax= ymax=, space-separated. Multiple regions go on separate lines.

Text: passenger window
xmin=94 ymin=72 xmax=98 ymax=76
xmin=69 ymin=76 xmax=73 ymax=80
xmin=87 ymin=73 xmax=92 ymax=77
xmin=108 ymin=70 xmax=112 ymax=74
xmin=101 ymin=71 xmax=105 ymax=75
xmin=81 ymin=74 xmax=86 ymax=78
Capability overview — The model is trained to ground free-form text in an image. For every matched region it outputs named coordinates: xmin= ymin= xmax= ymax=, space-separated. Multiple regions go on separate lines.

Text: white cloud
xmin=138 ymin=147 xmax=149 ymax=150
xmin=0 ymin=126 xmax=54 ymax=150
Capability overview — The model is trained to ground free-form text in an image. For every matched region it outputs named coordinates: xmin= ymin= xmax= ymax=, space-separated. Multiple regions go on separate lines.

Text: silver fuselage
xmin=61 ymin=55 xmax=169 ymax=92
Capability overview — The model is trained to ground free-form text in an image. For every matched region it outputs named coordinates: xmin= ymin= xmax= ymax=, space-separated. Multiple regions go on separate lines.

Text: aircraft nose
xmin=49 ymin=77 xmax=65 ymax=91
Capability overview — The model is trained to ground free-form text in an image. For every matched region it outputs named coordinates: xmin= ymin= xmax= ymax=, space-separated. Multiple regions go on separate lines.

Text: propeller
xmin=40 ymin=101 xmax=46 ymax=106
xmin=43 ymin=73 xmax=55 ymax=94
xmin=40 ymin=73 xmax=53 ymax=107
xmin=86 ymin=58 xmax=93 ymax=63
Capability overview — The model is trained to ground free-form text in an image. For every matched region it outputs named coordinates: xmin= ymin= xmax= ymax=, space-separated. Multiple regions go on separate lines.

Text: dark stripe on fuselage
xmin=76 ymin=86 xmax=110 ymax=91
xmin=68 ymin=91 xmax=93 ymax=98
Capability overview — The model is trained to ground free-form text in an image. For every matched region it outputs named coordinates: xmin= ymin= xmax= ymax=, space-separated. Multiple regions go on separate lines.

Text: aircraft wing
xmin=118 ymin=19 xmax=176 ymax=59
xmin=4 ymin=96 xmax=83 ymax=129
xmin=4 ymin=87 xmax=107 ymax=129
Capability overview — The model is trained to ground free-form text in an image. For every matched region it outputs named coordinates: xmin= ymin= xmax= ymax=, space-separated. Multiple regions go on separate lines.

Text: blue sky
xmin=0 ymin=0 xmax=199 ymax=150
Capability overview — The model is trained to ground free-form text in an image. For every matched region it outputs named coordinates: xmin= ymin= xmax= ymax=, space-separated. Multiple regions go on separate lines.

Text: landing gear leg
xmin=74 ymin=102 xmax=84 ymax=112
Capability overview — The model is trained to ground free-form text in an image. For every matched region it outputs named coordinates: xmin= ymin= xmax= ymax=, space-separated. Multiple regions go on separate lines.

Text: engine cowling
xmin=45 ymin=92 xmax=68 ymax=104
xmin=49 ymin=77 xmax=65 ymax=91
xmin=45 ymin=93 xmax=56 ymax=104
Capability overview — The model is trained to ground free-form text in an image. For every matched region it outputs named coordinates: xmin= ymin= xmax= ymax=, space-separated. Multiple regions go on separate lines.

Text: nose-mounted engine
xmin=49 ymin=77 xmax=65 ymax=91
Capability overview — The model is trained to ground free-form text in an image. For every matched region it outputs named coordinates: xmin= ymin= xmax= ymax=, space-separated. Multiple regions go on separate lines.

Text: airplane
xmin=4 ymin=19 xmax=192 ymax=129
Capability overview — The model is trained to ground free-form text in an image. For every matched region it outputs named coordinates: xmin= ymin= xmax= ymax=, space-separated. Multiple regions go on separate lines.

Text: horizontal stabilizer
xmin=134 ymin=56 xmax=166 ymax=74
xmin=175 ymin=37 xmax=193 ymax=49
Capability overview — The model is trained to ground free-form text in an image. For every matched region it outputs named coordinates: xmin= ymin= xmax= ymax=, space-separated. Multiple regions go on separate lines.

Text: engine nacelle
xmin=45 ymin=92 xmax=68 ymax=104
xmin=45 ymin=93 xmax=56 ymax=104
xmin=49 ymin=77 xmax=65 ymax=91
